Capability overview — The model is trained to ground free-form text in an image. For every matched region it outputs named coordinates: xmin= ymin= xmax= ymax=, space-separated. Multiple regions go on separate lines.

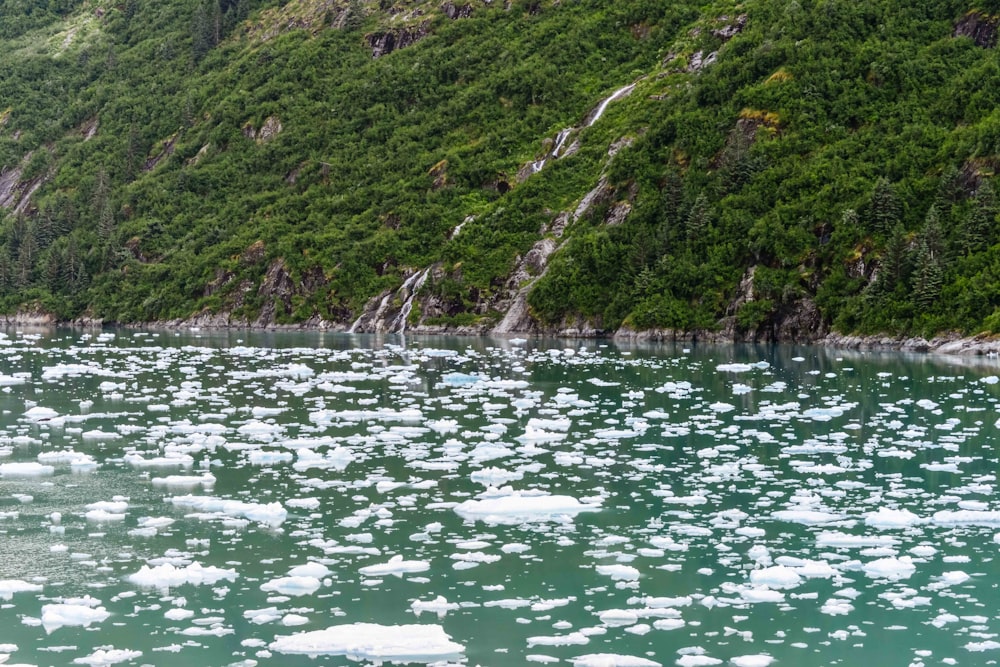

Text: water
xmin=0 ymin=329 xmax=999 ymax=666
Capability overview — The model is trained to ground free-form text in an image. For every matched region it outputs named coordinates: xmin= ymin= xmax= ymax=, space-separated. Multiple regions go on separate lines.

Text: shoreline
xmin=4 ymin=311 xmax=1000 ymax=356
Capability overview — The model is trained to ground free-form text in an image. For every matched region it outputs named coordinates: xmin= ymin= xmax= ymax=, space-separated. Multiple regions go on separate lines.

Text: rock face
xmin=954 ymin=11 xmax=998 ymax=48
xmin=366 ymin=22 xmax=431 ymax=58
xmin=0 ymin=152 xmax=48 ymax=216
xmin=243 ymin=116 xmax=283 ymax=143
xmin=442 ymin=2 xmax=473 ymax=19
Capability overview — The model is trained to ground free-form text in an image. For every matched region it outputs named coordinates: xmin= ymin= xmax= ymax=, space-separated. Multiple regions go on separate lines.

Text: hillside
xmin=1 ymin=0 xmax=999 ymax=340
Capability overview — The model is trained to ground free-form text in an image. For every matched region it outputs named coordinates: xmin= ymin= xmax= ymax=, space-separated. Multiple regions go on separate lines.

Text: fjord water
xmin=1 ymin=329 xmax=999 ymax=666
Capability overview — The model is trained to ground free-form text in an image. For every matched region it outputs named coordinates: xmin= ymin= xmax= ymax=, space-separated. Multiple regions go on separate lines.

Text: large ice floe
xmin=1 ymin=330 xmax=1000 ymax=665
xmin=269 ymin=623 xmax=465 ymax=661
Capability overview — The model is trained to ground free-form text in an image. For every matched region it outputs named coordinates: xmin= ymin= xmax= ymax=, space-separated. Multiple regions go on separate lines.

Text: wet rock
xmin=366 ymin=22 xmax=431 ymax=58
xmin=442 ymin=2 xmax=473 ymax=19
xmin=954 ymin=11 xmax=998 ymax=48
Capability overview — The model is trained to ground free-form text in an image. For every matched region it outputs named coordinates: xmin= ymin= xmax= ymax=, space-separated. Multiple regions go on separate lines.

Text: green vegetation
xmin=1 ymin=0 xmax=1000 ymax=339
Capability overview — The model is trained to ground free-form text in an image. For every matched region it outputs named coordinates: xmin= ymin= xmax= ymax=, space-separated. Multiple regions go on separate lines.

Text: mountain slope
xmin=1 ymin=0 xmax=1000 ymax=340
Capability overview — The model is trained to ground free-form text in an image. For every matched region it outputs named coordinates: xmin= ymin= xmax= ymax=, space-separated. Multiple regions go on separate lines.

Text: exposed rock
xmin=244 ymin=116 xmax=283 ymax=143
xmin=687 ymin=50 xmax=718 ymax=72
xmin=712 ymin=14 xmax=748 ymax=41
xmin=490 ymin=213 xmax=572 ymax=335
xmin=429 ymin=159 xmax=448 ymax=189
xmin=240 ymin=240 xmax=267 ymax=265
xmin=254 ymin=260 xmax=297 ymax=326
xmin=258 ymin=116 xmax=283 ymax=142
xmin=604 ymin=201 xmax=631 ymax=226
xmin=80 ymin=117 xmax=99 ymax=141
xmin=954 ymin=11 xmax=998 ymax=48
xmin=0 ymin=152 xmax=48 ymax=215
xmin=144 ymin=134 xmax=176 ymax=172
xmin=187 ymin=144 xmax=210 ymax=167
xmin=727 ymin=266 xmax=756 ymax=317
xmin=366 ymin=22 xmax=431 ymax=58
xmin=772 ymin=298 xmax=826 ymax=342
xmin=204 ymin=268 xmax=236 ymax=297
xmin=348 ymin=267 xmax=431 ymax=333
xmin=248 ymin=0 xmax=352 ymax=41
xmin=573 ymin=175 xmax=612 ymax=221
xmin=442 ymin=2 xmax=473 ymax=19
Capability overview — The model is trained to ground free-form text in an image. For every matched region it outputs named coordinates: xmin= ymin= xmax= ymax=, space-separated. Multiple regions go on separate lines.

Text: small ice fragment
xmin=359 ymin=555 xmax=430 ymax=577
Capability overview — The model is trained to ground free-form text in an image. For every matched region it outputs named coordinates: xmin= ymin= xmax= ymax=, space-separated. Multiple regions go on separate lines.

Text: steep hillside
xmin=1 ymin=0 xmax=1000 ymax=340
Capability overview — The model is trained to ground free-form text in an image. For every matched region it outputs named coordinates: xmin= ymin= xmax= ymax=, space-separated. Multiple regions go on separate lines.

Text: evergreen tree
xmin=962 ymin=180 xmax=996 ymax=253
xmin=912 ymin=238 xmax=942 ymax=308
xmin=685 ymin=192 xmax=710 ymax=243
xmin=870 ymin=223 xmax=907 ymax=297
xmin=869 ymin=178 xmax=901 ymax=236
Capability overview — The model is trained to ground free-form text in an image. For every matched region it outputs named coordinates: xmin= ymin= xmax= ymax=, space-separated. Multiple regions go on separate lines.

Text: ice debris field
xmin=0 ymin=330 xmax=998 ymax=665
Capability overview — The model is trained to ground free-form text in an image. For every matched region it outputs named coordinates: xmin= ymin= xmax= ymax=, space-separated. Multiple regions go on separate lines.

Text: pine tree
xmin=685 ymin=192 xmax=710 ymax=243
xmin=871 ymin=223 xmax=907 ymax=297
xmin=869 ymin=178 xmax=900 ymax=236
xmin=962 ymin=180 xmax=996 ymax=253
xmin=912 ymin=238 xmax=942 ymax=308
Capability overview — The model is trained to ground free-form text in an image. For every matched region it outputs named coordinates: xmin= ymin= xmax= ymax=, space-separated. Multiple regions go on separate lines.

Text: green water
xmin=0 ymin=329 xmax=998 ymax=666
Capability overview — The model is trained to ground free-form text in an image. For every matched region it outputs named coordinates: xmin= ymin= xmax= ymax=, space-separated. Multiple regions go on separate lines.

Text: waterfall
xmin=551 ymin=128 xmax=572 ymax=157
xmin=347 ymin=290 xmax=393 ymax=333
xmin=389 ymin=268 xmax=431 ymax=334
xmin=585 ymin=83 xmax=636 ymax=127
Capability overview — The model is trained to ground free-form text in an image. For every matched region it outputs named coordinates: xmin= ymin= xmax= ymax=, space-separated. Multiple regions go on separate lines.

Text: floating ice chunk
xmin=127 ymin=562 xmax=238 ymax=589
xmin=771 ymin=510 xmax=844 ymax=525
xmin=81 ymin=430 xmax=121 ymax=441
xmin=596 ymin=565 xmax=640 ymax=581
xmin=359 ymin=554 xmax=431 ymax=577
xmin=933 ymin=510 xmax=1000 ymax=526
xmin=749 ymin=566 xmax=801 ymax=589
xmin=286 ymin=497 xmax=321 ymax=510
xmin=288 ymin=562 xmax=331 ymax=578
xmin=739 ymin=587 xmax=785 ymax=603
xmin=151 ymin=473 xmax=216 ymax=489
xmin=471 ymin=467 xmax=524 ymax=487
xmin=0 ymin=462 xmax=54 ymax=477
xmin=599 ymin=609 xmax=639 ymax=627
xmin=169 ymin=495 xmax=287 ymax=527
xmin=653 ymin=618 xmax=685 ymax=631
xmin=72 ymin=648 xmax=143 ymax=666
xmin=716 ymin=364 xmax=754 ymax=373
xmin=730 ymin=656 xmax=774 ymax=667
xmin=248 ymin=450 xmax=294 ymax=465
xmin=24 ymin=406 xmax=58 ymax=422
xmin=454 ymin=491 xmax=601 ymax=525
xmin=41 ymin=598 xmax=110 ymax=632
xmin=816 ymin=532 xmax=897 ymax=548
xmin=864 ymin=507 xmax=923 ymax=529
xmin=965 ymin=641 xmax=1000 ymax=652
xmin=244 ymin=607 xmax=282 ymax=625
xmin=165 ymin=608 xmax=195 ymax=621
xmin=862 ymin=556 xmax=916 ymax=580
xmin=820 ymin=599 xmax=853 ymax=615
xmin=572 ymin=655 xmax=662 ymax=667
xmin=270 ymin=623 xmax=464 ymax=661
xmin=260 ymin=576 xmax=322 ymax=596
xmin=85 ymin=509 xmax=127 ymax=522
xmin=0 ymin=579 xmax=43 ymax=600
xmin=677 ymin=655 xmax=723 ymax=666
xmin=527 ymin=632 xmax=590 ymax=647
xmin=411 ymin=596 xmax=460 ymax=619
xmin=125 ymin=453 xmax=194 ymax=468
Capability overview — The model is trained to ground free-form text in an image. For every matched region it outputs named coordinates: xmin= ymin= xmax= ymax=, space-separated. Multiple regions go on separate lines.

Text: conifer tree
xmin=869 ymin=178 xmax=901 ymax=236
